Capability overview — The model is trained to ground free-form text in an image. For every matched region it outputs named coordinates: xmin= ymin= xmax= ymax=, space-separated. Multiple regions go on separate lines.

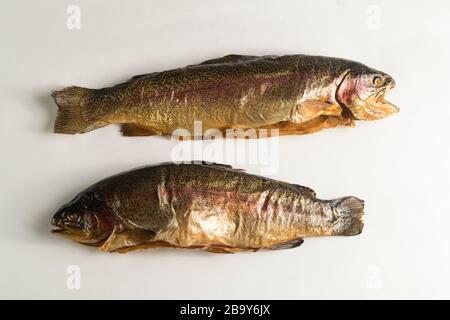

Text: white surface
xmin=1 ymin=0 xmax=449 ymax=299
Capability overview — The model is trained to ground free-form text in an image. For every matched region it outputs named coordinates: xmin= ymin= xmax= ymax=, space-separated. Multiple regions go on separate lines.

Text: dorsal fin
xmin=291 ymin=184 xmax=316 ymax=197
xmin=150 ymin=161 xmax=244 ymax=171
xmin=197 ymin=54 xmax=261 ymax=66
xmin=128 ymin=72 xmax=158 ymax=82
xmin=194 ymin=160 xmax=245 ymax=172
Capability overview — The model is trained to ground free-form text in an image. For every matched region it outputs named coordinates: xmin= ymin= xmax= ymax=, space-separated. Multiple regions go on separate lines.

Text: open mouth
xmin=51 ymin=228 xmax=66 ymax=233
xmin=374 ymin=87 xmax=388 ymax=103
xmin=373 ymin=81 xmax=396 ymax=104
xmin=51 ymin=224 xmax=81 ymax=238
xmin=51 ymin=225 xmax=102 ymax=245
xmin=51 ymin=218 xmax=67 ymax=234
xmin=51 ymin=227 xmax=80 ymax=242
xmin=352 ymin=82 xmax=399 ymax=120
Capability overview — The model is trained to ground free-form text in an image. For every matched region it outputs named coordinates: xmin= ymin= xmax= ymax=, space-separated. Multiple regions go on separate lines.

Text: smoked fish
xmin=51 ymin=162 xmax=364 ymax=253
xmin=52 ymin=54 xmax=397 ymax=138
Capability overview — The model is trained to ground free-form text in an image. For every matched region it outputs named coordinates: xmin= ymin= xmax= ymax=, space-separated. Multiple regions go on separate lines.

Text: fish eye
xmin=373 ymin=76 xmax=383 ymax=87
xmin=67 ymin=213 xmax=78 ymax=221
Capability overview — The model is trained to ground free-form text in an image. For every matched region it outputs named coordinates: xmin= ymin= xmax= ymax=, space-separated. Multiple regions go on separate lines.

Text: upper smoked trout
xmin=52 ymin=54 xmax=398 ymax=138
xmin=51 ymin=162 xmax=364 ymax=253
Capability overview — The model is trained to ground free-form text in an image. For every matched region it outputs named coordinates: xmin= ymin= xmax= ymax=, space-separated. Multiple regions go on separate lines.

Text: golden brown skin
xmin=51 ymin=162 xmax=364 ymax=253
xmin=52 ymin=54 xmax=397 ymax=137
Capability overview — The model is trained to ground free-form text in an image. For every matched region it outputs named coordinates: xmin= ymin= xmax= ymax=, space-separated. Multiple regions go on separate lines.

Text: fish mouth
xmin=51 ymin=224 xmax=104 ymax=245
xmin=351 ymin=82 xmax=399 ymax=120
xmin=51 ymin=218 xmax=69 ymax=234
xmin=51 ymin=218 xmax=71 ymax=235
xmin=51 ymin=227 xmax=80 ymax=242
xmin=51 ymin=228 xmax=67 ymax=233
xmin=51 ymin=224 xmax=90 ymax=242
xmin=51 ymin=226 xmax=79 ymax=237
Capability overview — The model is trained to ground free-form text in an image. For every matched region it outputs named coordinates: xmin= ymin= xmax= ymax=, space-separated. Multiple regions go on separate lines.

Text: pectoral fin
xmin=112 ymin=240 xmax=177 ymax=253
xmin=323 ymin=103 xmax=343 ymax=116
xmin=100 ymin=228 xmax=155 ymax=252
xmin=259 ymin=115 xmax=353 ymax=136
xmin=297 ymin=101 xmax=342 ymax=122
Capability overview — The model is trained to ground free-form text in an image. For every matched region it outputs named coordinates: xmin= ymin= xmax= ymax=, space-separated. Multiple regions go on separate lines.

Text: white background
xmin=1 ymin=0 xmax=449 ymax=299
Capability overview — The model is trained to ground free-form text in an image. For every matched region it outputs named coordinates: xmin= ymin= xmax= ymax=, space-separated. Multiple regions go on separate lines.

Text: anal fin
xmin=205 ymin=245 xmax=236 ymax=254
xmin=121 ymin=124 xmax=157 ymax=136
xmin=205 ymin=244 xmax=259 ymax=254
xmin=270 ymin=238 xmax=304 ymax=250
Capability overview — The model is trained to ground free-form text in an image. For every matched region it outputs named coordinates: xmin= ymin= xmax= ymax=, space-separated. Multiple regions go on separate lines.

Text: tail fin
xmin=52 ymin=86 xmax=97 ymax=134
xmin=332 ymin=196 xmax=364 ymax=236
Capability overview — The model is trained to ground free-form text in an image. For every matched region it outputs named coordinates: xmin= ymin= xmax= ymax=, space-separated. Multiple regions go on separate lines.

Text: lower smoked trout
xmin=51 ymin=162 xmax=364 ymax=253
xmin=52 ymin=54 xmax=397 ymax=138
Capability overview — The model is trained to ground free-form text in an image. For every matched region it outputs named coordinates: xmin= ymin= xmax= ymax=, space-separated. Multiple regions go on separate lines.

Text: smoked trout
xmin=51 ymin=162 xmax=364 ymax=253
xmin=52 ymin=54 xmax=398 ymax=138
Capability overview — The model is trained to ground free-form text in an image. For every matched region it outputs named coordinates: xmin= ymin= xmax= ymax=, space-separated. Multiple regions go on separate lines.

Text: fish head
xmin=337 ymin=68 xmax=398 ymax=120
xmin=51 ymin=191 xmax=116 ymax=244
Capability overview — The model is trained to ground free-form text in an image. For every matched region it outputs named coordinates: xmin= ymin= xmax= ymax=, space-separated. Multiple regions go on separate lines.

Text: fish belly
xmin=152 ymin=187 xmax=304 ymax=249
